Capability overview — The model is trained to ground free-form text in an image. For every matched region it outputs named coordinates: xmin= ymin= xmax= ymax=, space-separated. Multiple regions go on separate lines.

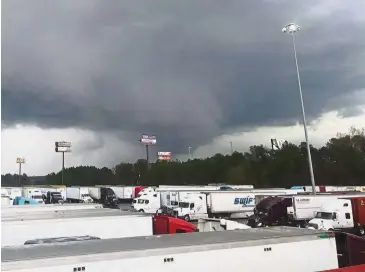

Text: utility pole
xmin=229 ymin=141 xmax=233 ymax=154
xmin=145 ymin=144 xmax=150 ymax=169
xmin=16 ymin=158 xmax=25 ymax=186
xmin=62 ymin=151 xmax=65 ymax=185
xmin=188 ymin=146 xmax=192 ymax=160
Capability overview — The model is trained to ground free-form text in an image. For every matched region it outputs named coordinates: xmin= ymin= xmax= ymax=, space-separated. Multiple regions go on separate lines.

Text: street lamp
xmin=188 ymin=146 xmax=192 ymax=160
xmin=282 ymin=23 xmax=316 ymax=195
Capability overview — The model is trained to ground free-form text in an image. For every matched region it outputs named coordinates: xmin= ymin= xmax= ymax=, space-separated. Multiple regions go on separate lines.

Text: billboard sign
xmin=158 ymin=152 xmax=171 ymax=161
xmin=271 ymin=139 xmax=287 ymax=150
xmin=55 ymin=141 xmax=72 ymax=152
xmin=140 ymin=135 xmax=157 ymax=145
xmin=16 ymin=158 xmax=25 ymax=164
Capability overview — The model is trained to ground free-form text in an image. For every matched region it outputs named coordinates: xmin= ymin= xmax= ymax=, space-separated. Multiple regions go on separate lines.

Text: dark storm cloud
xmin=2 ymin=0 xmax=365 ymax=153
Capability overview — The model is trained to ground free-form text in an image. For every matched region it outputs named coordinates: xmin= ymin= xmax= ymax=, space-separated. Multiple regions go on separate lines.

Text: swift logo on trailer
xmin=234 ymin=197 xmax=255 ymax=207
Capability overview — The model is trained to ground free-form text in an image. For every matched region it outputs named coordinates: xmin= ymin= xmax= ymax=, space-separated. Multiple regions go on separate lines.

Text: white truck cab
xmin=308 ymin=199 xmax=354 ymax=231
xmin=22 ymin=189 xmax=45 ymax=204
xmin=173 ymin=194 xmax=208 ymax=221
xmin=133 ymin=192 xmax=160 ymax=213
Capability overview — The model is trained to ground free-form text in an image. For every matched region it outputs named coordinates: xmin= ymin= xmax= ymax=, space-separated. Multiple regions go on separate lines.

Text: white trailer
xmin=1 ymin=195 xmax=12 ymax=206
xmin=1 ymin=211 xmax=153 ymax=247
xmin=2 ymin=187 xmax=22 ymax=200
xmin=2 ymin=207 xmax=123 ymax=221
xmin=1 ymin=227 xmax=339 ymax=272
xmin=205 ymin=190 xmax=299 ymax=218
xmin=1 ymin=203 xmax=103 ymax=216
xmin=66 ymin=187 xmax=93 ymax=203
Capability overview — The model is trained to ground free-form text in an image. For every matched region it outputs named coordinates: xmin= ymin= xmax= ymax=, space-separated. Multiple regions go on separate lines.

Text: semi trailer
xmin=1 ymin=211 xmax=154 ymax=247
xmin=1 ymin=227 xmax=340 ymax=272
xmin=2 ymin=208 xmax=198 ymax=247
xmin=1 ymin=203 xmax=103 ymax=216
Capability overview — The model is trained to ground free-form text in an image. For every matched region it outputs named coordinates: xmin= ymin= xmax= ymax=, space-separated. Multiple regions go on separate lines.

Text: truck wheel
xmin=184 ymin=215 xmax=190 ymax=222
xmin=138 ymin=209 xmax=144 ymax=213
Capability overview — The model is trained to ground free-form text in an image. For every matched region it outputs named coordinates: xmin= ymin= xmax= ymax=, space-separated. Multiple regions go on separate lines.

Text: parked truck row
xmin=133 ymin=188 xmax=305 ymax=221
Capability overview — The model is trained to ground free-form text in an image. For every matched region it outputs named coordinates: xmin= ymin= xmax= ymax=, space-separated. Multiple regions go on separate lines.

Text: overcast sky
xmin=2 ymin=0 xmax=365 ymax=175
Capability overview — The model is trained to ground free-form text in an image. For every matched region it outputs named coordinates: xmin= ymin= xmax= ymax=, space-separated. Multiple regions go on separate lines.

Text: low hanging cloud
xmin=2 ymin=0 xmax=365 ymax=154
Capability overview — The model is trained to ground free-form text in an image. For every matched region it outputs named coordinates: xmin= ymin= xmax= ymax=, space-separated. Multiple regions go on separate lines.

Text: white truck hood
xmin=308 ymin=218 xmax=333 ymax=231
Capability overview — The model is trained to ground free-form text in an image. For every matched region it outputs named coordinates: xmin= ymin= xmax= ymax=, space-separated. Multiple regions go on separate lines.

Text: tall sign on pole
xmin=55 ymin=141 xmax=72 ymax=185
xmin=16 ymin=157 xmax=25 ymax=186
xmin=140 ymin=135 xmax=156 ymax=169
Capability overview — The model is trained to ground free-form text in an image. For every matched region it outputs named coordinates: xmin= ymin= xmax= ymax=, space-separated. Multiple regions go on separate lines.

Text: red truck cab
xmin=153 ymin=215 xmax=197 ymax=234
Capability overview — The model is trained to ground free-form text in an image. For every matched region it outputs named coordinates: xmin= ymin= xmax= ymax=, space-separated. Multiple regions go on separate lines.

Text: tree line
xmin=2 ymin=127 xmax=365 ymax=188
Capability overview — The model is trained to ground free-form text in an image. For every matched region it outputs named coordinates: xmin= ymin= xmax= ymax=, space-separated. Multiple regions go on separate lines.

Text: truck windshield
xmin=315 ymin=212 xmax=333 ymax=220
xmin=52 ymin=193 xmax=62 ymax=198
xmin=171 ymin=201 xmax=178 ymax=206
xmin=81 ymin=194 xmax=90 ymax=198
xmin=178 ymin=202 xmax=189 ymax=208
xmin=137 ymin=199 xmax=144 ymax=204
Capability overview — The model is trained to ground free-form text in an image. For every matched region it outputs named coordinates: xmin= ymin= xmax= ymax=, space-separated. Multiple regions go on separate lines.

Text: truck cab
xmin=44 ymin=191 xmax=64 ymax=204
xmin=22 ymin=189 xmax=45 ymax=204
xmin=173 ymin=195 xmax=208 ymax=221
xmin=308 ymin=199 xmax=356 ymax=232
xmin=133 ymin=192 xmax=160 ymax=213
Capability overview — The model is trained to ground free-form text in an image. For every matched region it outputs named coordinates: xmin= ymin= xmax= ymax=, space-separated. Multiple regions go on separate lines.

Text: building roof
xmin=2 ymin=227 xmax=330 ymax=262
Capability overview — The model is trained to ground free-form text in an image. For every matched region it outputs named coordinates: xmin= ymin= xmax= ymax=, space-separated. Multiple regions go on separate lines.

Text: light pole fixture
xmin=282 ymin=23 xmax=316 ymax=195
xmin=16 ymin=157 xmax=25 ymax=186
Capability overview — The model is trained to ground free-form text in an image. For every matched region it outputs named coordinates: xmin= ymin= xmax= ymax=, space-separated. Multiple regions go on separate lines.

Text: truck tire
xmin=184 ymin=215 xmax=190 ymax=222
xmin=138 ymin=209 xmax=144 ymax=213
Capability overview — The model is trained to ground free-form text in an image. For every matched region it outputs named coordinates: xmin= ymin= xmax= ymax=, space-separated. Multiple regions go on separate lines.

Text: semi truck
xmin=43 ymin=191 xmax=64 ymax=204
xmin=308 ymin=197 xmax=365 ymax=235
xmin=21 ymin=188 xmax=45 ymax=204
xmin=248 ymin=193 xmax=365 ymax=228
xmin=67 ymin=187 xmax=93 ymax=203
xmin=39 ymin=187 xmax=66 ymax=202
xmin=1 ymin=227 xmax=340 ymax=272
xmin=1 ymin=210 xmax=198 ymax=247
xmin=202 ymin=189 xmax=300 ymax=219
xmin=88 ymin=187 xmax=118 ymax=206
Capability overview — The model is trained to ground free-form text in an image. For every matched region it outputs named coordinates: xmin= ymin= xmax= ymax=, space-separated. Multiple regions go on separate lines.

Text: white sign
xmin=140 ymin=135 xmax=157 ymax=145
xmin=16 ymin=158 xmax=25 ymax=163
xmin=55 ymin=147 xmax=72 ymax=153
xmin=158 ymin=152 xmax=171 ymax=161
xmin=55 ymin=141 xmax=72 ymax=148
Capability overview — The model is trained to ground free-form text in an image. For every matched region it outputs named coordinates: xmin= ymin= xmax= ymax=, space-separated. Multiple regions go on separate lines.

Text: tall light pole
xmin=16 ymin=157 xmax=25 ymax=186
xmin=188 ymin=146 xmax=192 ymax=160
xmin=229 ymin=141 xmax=233 ymax=154
xmin=282 ymin=23 xmax=316 ymax=195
